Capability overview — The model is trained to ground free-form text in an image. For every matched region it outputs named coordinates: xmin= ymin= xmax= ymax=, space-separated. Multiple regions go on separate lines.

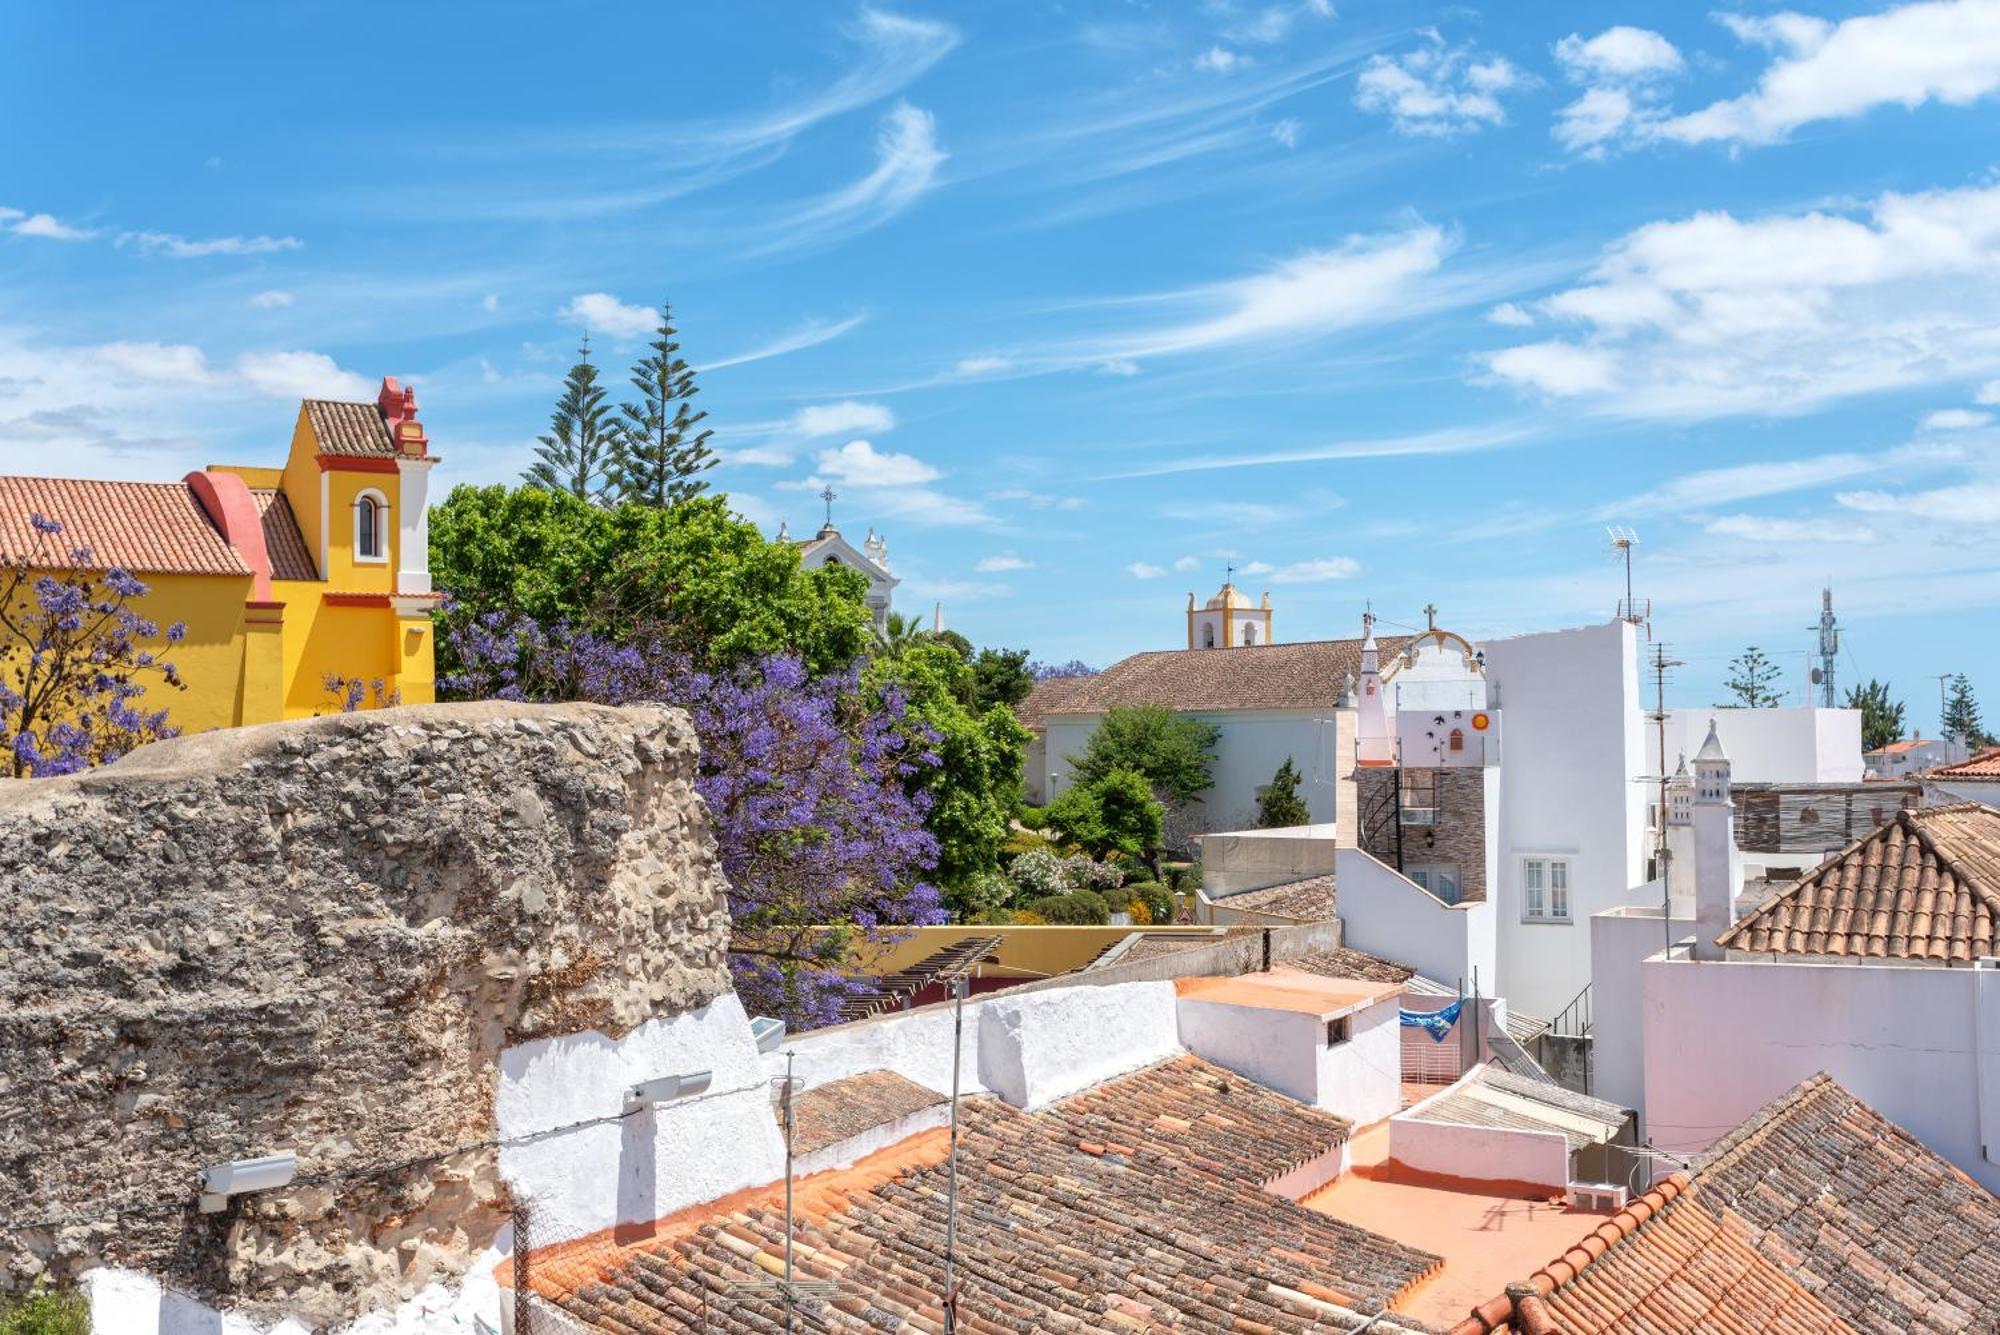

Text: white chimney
xmin=1690 ymin=719 xmax=1742 ymax=961
xmin=1355 ymin=612 xmax=1394 ymax=768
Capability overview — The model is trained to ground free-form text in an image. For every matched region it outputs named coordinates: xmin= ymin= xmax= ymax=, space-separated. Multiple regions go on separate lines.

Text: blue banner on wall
xmin=1400 ymin=1000 xmax=1462 ymax=1042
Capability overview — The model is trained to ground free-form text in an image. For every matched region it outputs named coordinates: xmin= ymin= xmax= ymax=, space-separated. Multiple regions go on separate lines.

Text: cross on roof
xmin=1225 ymin=562 xmax=1235 ymax=582
xmin=819 ymin=485 xmax=837 ymax=527
xmin=1424 ymin=602 xmax=1438 ymax=630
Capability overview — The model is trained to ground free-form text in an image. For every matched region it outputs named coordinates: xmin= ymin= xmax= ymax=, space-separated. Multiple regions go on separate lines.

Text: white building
xmin=779 ymin=509 xmax=898 ymax=631
xmin=1587 ymin=724 xmax=2000 ymax=1193
xmin=1020 ymin=592 xmax=1866 ymax=1022
xmin=1865 ymin=732 xmax=1968 ymax=778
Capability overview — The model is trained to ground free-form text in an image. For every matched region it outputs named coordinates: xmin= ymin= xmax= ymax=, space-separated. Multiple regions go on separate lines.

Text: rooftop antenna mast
xmin=1607 ymin=527 xmax=1648 ymax=638
xmin=1810 ymin=585 xmax=1840 ymax=709
xmin=1642 ymin=641 xmax=1684 ymax=954
xmin=730 ymin=1051 xmax=838 ymax=1329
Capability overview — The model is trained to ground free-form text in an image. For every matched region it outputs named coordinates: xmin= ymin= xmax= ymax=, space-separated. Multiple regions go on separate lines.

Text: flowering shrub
xmin=321 ymin=673 xmax=402 ymax=713
xmin=1061 ymin=853 xmax=1127 ymax=893
xmin=1008 ymin=847 xmax=1069 ymax=899
xmin=0 ymin=514 xmax=184 ymax=777
xmin=442 ymin=614 xmax=944 ymax=1029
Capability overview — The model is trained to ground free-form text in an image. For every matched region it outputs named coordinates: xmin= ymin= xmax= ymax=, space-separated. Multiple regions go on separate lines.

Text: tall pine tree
xmin=608 ymin=300 xmax=716 ymax=507
xmin=1719 ymin=646 xmax=1783 ymax=708
xmin=1943 ymin=674 xmax=1992 ymax=747
xmin=525 ymin=338 xmax=613 ymax=501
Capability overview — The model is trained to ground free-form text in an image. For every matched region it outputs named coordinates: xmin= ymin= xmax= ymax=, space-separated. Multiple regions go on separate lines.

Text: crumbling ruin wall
xmin=0 ymin=701 xmax=732 ymax=1327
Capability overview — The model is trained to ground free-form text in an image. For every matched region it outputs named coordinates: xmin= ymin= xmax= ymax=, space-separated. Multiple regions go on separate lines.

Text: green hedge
xmin=0 ymin=1285 xmax=89 ymax=1335
xmin=1022 ymin=890 xmax=1110 ymax=925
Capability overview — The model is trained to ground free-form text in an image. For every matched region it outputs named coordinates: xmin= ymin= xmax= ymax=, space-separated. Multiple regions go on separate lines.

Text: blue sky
xmin=3 ymin=1 xmax=1998 ymax=719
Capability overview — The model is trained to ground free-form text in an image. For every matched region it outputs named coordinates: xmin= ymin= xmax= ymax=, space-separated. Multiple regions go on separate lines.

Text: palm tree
xmin=872 ymin=611 xmax=930 ymax=660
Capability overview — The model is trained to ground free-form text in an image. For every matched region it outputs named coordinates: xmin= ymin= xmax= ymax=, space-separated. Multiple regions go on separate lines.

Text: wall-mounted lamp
xmin=750 ymin=1016 xmax=787 ymax=1054
xmin=198 ymin=1152 xmax=297 ymax=1213
xmin=623 ymin=1069 xmax=714 ymax=1115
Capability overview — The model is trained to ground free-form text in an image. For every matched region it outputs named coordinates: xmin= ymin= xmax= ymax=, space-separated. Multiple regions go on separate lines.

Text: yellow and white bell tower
xmin=1186 ymin=575 xmax=1273 ymax=649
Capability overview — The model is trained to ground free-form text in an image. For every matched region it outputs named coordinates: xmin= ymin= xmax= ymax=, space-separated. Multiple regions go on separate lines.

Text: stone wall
xmin=1354 ymin=766 xmax=1487 ymax=902
xmin=0 ymin=702 xmax=732 ymax=1327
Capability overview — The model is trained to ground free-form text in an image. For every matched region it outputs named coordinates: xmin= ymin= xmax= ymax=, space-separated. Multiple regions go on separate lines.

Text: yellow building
xmin=0 ymin=377 xmax=441 ymax=731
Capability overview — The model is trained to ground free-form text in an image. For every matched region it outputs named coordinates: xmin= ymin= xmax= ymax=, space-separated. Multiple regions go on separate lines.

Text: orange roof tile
xmin=1715 ymin=803 xmax=2000 ymax=961
xmin=303 ymin=399 xmax=397 ymax=456
xmin=536 ymin=1055 xmax=1443 ymax=1332
xmin=0 ymin=476 xmax=249 ymax=577
xmin=1927 ymin=746 xmax=2000 ymax=780
xmin=250 ymin=488 xmax=317 ymax=581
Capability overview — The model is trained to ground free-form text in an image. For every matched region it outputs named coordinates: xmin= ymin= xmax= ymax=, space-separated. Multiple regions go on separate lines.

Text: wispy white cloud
xmin=1264 ymin=555 xmax=1360 ymax=582
xmin=976 ymin=552 xmax=1033 ymax=572
xmin=1550 ymin=26 xmax=1684 ymax=155
xmin=1923 ymin=407 xmax=1993 ymax=430
xmin=1486 ymin=302 xmax=1534 ymax=327
xmin=699 ymin=314 xmax=866 ymax=372
xmin=1160 ymin=499 xmax=1294 ymax=526
xmin=118 ymin=230 xmax=302 ymax=258
xmin=1484 ymin=182 xmax=2000 ymax=419
xmin=3 ymin=208 xmax=98 ymax=241
xmin=1127 ymin=561 xmax=1167 ymax=579
xmin=1704 ymin=514 xmax=1878 ymax=544
xmin=990 ymin=486 xmax=1086 ymax=510
xmin=1603 ymin=443 xmax=1954 ymax=516
xmin=1355 ymin=31 xmax=1525 ymax=135
xmin=235 ymin=350 xmax=372 ymax=399
xmin=1173 ymin=555 xmax=1201 ymax=572
xmin=1838 ymin=481 xmax=2000 ymax=525
xmin=1106 ymin=420 xmax=1537 ymax=478
xmin=1195 ymin=46 xmax=1252 ymax=74
xmin=1661 ymin=1 xmax=2000 ymax=147
xmin=740 ymin=101 xmax=946 ymax=258
xmin=559 ymin=292 xmax=658 ymax=341
xmin=812 ymin=438 xmax=940 ymax=487
xmin=249 ymin=290 xmax=293 ymax=309
xmin=1270 ymin=117 xmax=1303 ymax=148
xmin=790 ymin=400 xmax=897 ymax=438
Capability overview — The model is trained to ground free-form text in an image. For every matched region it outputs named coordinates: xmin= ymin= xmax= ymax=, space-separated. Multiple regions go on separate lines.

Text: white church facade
xmin=778 ymin=496 xmax=899 ymax=631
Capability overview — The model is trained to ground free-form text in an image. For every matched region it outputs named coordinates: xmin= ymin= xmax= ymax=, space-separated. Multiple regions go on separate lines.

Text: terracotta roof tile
xmin=1285 ymin=946 xmax=1419 ymax=986
xmin=249 ymin=488 xmax=318 ymax=581
xmin=1927 ymin=747 xmax=2000 ymax=780
xmin=303 ymin=399 xmax=396 ymax=456
xmin=1715 ymin=804 xmax=2000 ymax=961
xmin=0 ymin=476 xmax=249 ymax=577
xmin=1451 ymin=1074 xmax=2000 ymax=1333
xmin=543 ymin=1055 xmax=1444 ymax=1332
xmin=1213 ymin=873 xmax=1338 ymax=921
xmin=1689 ymin=1073 xmax=2000 ymax=1333
xmin=1016 ymin=635 xmax=1413 ymax=727
xmin=837 ymin=935 xmax=1002 ymax=1023
xmin=791 ymin=1071 xmax=944 ymax=1156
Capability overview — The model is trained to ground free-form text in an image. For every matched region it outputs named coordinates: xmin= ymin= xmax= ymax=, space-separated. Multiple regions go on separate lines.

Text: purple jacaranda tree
xmin=0 ymin=514 xmax=186 ymax=777
xmin=1029 ymin=658 xmax=1098 ymax=681
xmin=442 ymin=612 xmax=944 ymax=1028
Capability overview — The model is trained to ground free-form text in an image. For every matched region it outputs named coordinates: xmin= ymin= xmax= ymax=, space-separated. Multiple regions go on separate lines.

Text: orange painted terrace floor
xmin=1304 ymin=1121 xmax=1601 ymax=1330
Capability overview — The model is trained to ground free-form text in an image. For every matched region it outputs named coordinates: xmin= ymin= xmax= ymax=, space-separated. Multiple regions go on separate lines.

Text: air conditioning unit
xmin=1567 ymin=1182 xmax=1628 ymax=1212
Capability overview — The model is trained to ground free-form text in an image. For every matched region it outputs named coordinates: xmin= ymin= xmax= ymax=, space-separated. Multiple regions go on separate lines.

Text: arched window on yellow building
xmin=355 ymin=489 xmax=389 ymax=563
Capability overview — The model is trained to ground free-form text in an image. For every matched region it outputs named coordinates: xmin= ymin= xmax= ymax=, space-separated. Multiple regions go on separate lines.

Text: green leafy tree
xmin=1047 ymin=766 xmax=1163 ymax=863
xmin=1844 ymin=678 xmax=1906 ymax=752
xmin=608 ymin=300 xmax=717 ymax=507
xmin=932 ymin=628 xmax=974 ymax=662
xmin=525 ymin=338 xmax=614 ymax=501
xmin=867 ymin=640 xmax=1030 ymax=905
xmin=1256 ymin=756 xmax=1312 ymax=828
xmin=1944 ymin=674 xmax=1993 ymax=747
xmin=972 ymin=646 xmax=1035 ymax=713
xmin=429 ymin=486 xmax=871 ymax=676
xmin=1071 ymin=703 xmax=1220 ymax=803
xmin=872 ymin=611 xmax=933 ymax=660
xmin=1719 ymin=646 xmax=1784 ymax=709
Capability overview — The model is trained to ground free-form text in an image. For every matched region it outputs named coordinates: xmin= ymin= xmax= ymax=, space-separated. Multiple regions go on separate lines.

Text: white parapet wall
xmin=85 ymin=1253 xmax=510 ymax=1335
xmin=1389 ymin=1071 xmax=1572 ymax=1192
xmin=1646 ymin=707 xmax=1864 ymax=785
xmin=1202 ymin=824 xmax=1339 ymax=897
xmin=495 ymin=992 xmax=788 ymax=1242
xmin=767 ymin=979 xmax=1182 ymax=1110
xmin=1176 ymin=990 xmax=1402 ymax=1128
xmin=1335 ymin=846 xmax=1496 ymax=995
xmin=1588 ymin=900 xmax=1695 ymax=1114
xmin=1643 ymin=952 xmax=2000 ymax=1194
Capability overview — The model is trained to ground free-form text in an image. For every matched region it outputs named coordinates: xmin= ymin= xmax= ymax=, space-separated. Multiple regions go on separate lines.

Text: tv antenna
xmin=729 ymin=1052 xmax=839 ymax=1330
xmin=1607 ymin=527 xmax=1648 ymax=637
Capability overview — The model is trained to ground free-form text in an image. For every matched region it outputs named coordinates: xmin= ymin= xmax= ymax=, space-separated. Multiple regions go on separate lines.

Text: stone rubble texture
xmin=0 ymin=701 xmax=733 ymax=1327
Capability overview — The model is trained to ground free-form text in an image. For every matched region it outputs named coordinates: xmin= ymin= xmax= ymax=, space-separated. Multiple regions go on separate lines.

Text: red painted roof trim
xmin=183 ymin=469 xmax=275 ymax=601
xmin=316 ymin=455 xmax=401 ymax=474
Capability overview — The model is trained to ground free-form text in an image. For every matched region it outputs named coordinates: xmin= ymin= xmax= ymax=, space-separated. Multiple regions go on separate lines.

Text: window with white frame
xmin=354 ymin=489 xmax=389 ymax=563
xmin=1522 ymin=855 xmax=1570 ymax=922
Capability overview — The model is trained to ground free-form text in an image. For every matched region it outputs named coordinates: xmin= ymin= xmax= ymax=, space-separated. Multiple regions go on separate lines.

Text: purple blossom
xmin=0 ymin=520 xmax=183 ymax=777
xmin=1029 ymin=658 xmax=1099 ymax=681
xmin=442 ymin=613 xmax=944 ymax=1029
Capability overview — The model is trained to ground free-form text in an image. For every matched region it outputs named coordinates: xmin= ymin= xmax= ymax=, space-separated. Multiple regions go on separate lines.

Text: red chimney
xmin=376 ymin=376 xmax=428 ymax=456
